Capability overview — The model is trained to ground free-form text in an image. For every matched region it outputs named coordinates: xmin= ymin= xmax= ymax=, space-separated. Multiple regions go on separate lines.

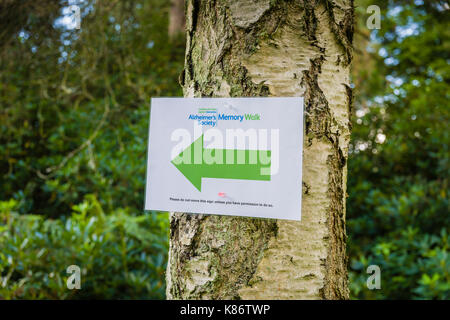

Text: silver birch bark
xmin=166 ymin=0 xmax=354 ymax=300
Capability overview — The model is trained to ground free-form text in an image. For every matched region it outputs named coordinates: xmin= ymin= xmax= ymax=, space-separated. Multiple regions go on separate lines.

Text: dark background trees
xmin=0 ymin=0 xmax=448 ymax=299
xmin=348 ymin=0 xmax=449 ymax=299
xmin=0 ymin=0 xmax=184 ymax=299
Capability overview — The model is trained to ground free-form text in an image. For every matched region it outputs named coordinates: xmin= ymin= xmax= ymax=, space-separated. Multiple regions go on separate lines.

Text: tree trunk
xmin=166 ymin=0 xmax=353 ymax=300
xmin=168 ymin=0 xmax=185 ymax=38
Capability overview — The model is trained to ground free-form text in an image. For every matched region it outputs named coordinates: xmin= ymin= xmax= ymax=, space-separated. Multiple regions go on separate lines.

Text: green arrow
xmin=171 ymin=135 xmax=271 ymax=191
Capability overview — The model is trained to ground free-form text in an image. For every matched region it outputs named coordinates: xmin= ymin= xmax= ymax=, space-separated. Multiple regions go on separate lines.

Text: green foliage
xmin=0 ymin=0 xmax=183 ymax=299
xmin=0 ymin=0 xmax=184 ymax=217
xmin=0 ymin=197 xmax=168 ymax=299
xmin=348 ymin=0 xmax=449 ymax=299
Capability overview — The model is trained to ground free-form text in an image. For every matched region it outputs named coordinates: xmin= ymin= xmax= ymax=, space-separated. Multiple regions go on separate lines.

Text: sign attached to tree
xmin=145 ymin=97 xmax=304 ymax=220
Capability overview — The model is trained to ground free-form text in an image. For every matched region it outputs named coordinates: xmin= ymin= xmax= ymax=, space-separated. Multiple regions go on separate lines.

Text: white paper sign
xmin=145 ymin=97 xmax=303 ymax=220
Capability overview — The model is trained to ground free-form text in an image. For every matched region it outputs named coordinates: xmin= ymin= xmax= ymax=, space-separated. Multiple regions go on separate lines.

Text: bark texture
xmin=167 ymin=0 xmax=353 ymax=300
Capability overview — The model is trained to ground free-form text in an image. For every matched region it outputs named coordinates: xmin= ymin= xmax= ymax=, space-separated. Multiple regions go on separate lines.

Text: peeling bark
xmin=167 ymin=0 xmax=353 ymax=300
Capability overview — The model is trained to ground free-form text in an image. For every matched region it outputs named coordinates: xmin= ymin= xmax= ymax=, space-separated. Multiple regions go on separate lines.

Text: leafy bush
xmin=348 ymin=1 xmax=449 ymax=299
xmin=0 ymin=197 xmax=168 ymax=299
xmin=349 ymin=226 xmax=449 ymax=299
xmin=0 ymin=0 xmax=181 ymax=300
